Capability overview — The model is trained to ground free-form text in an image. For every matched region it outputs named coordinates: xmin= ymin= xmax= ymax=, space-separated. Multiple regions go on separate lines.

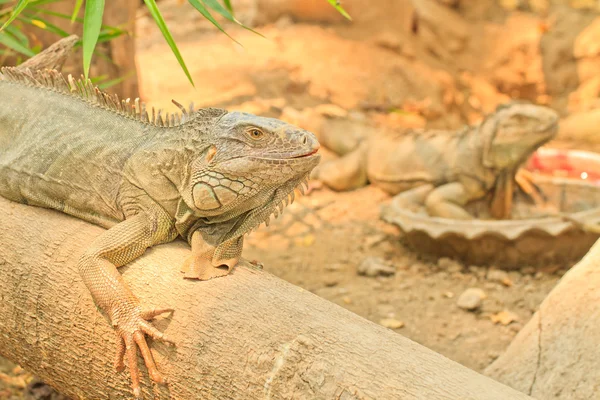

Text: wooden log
xmin=485 ymin=238 xmax=600 ymax=399
xmin=0 ymin=197 xmax=531 ymax=399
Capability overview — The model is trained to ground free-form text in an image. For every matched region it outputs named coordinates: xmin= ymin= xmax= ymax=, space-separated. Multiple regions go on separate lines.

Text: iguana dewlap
xmin=0 ymin=64 xmax=320 ymax=396
xmin=314 ymin=103 xmax=559 ymax=219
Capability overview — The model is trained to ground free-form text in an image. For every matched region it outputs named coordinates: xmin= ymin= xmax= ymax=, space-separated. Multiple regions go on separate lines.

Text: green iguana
xmin=313 ymin=103 xmax=559 ymax=219
xmin=0 ymin=39 xmax=320 ymax=398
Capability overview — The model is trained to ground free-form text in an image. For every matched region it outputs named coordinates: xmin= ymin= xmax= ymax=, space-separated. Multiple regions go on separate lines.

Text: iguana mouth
xmin=291 ymin=148 xmax=320 ymax=158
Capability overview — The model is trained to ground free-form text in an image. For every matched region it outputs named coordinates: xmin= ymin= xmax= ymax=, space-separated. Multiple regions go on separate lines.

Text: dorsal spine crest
xmin=0 ymin=66 xmax=197 ymax=128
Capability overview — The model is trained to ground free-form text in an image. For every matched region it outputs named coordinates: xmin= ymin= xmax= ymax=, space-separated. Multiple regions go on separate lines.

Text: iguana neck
xmin=177 ymin=174 xmax=306 ymax=245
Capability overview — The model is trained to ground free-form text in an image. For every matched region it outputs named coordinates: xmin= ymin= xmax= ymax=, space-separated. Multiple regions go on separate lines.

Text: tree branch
xmin=0 ymin=197 xmax=530 ymax=399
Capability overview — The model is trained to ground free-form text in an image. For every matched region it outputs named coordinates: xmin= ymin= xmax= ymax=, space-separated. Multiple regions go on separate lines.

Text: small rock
xmin=534 ymin=271 xmax=544 ymax=280
xmin=438 ymin=257 xmax=463 ymax=273
xmin=490 ymin=310 xmax=520 ymax=325
xmin=486 ymin=269 xmax=513 ymax=287
xmin=468 ymin=265 xmax=487 ymax=278
xmin=409 ymin=262 xmax=427 ymax=274
xmin=520 ymin=266 xmax=536 ymax=275
xmin=357 ymin=257 xmax=396 ymax=277
xmin=443 ymin=291 xmax=455 ymax=298
xmin=342 ymin=296 xmax=352 ymax=304
xmin=457 ymin=288 xmax=486 ymax=311
xmin=379 ymin=318 xmax=405 ymax=329
xmin=325 ymin=263 xmax=343 ymax=271
xmin=323 ymin=276 xmax=339 ymax=287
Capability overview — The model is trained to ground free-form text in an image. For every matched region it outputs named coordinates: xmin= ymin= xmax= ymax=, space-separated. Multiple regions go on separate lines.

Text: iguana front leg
xmin=78 ymin=208 xmax=177 ymax=398
xmin=181 ymin=231 xmax=242 ymax=280
xmin=424 ymin=182 xmax=475 ymax=219
xmin=312 ymin=142 xmax=368 ymax=191
xmin=393 ymin=182 xmax=475 ymax=219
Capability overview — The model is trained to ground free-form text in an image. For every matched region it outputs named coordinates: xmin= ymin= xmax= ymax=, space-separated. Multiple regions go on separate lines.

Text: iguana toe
xmin=181 ymin=254 xmax=236 ymax=280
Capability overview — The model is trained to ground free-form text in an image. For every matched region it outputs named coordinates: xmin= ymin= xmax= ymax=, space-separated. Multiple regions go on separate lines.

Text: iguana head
xmin=482 ymin=102 xmax=559 ymax=170
xmin=179 ymin=111 xmax=320 ymax=243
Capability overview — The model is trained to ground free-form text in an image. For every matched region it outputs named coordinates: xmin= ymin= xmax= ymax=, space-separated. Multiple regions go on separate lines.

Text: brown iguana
xmin=313 ymin=103 xmax=559 ymax=219
xmin=0 ymin=40 xmax=320 ymax=397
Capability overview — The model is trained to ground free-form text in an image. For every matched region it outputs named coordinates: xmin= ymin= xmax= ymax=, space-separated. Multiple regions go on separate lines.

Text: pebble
xmin=457 ymin=288 xmax=486 ymax=311
xmin=468 ymin=265 xmax=487 ymax=278
xmin=486 ymin=269 xmax=513 ymax=286
xmin=323 ymin=276 xmax=339 ymax=287
xmin=438 ymin=257 xmax=463 ymax=273
xmin=379 ymin=318 xmax=405 ymax=329
xmin=520 ymin=266 xmax=536 ymax=275
xmin=357 ymin=257 xmax=396 ymax=277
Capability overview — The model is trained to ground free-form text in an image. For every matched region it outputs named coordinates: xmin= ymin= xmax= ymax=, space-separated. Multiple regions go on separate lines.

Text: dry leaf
xmin=380 ymin=318 xmax=405 ymax=329
xmin=491 ymin=310 xmax=519 ymax=325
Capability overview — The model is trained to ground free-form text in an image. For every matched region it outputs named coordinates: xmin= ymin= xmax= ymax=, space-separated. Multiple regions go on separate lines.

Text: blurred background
xmin=2 ymin=0 xmax=600 ymax=397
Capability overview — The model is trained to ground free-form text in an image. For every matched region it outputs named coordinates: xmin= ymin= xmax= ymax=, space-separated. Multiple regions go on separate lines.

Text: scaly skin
xmin=314 ymin=103 xmax=559 ymax=219
xmin=0 ymin=66 xmax=320 ymax=397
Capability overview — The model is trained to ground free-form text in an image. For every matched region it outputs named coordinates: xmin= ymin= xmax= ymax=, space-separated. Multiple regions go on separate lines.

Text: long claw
xmin=140 ymin=308 xmax=174 ymax=320
xmin=515 ymin=169 xmax=547 ymax=206
xmin=134 ymin=331 xmax=166 ymax=384
xmin=114 ymin=334 xmax=126 ymax=372
xmin=139 ymin=320 xmax=176 ymax=346
xmin=125 ymin=335 xmax=141 ymax=399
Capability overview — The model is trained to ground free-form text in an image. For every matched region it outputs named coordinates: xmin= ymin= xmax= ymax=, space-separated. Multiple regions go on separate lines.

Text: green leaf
xmin=27 ymin=8 xmax=127 ymax=35
xmin=143 ymin=0 xmax=194 ymax=86
xmin=0 ymin=30 xmax=34 ymax=56
xmin=97 ymin=28 xmax=125 ymax=43
xmin=188 ymin=0 xmax=239 ymax=44
xmin=4 ymin=24 xmax=29 ymax=46
xmin=326 ymin=0 xmax=352 ymax=20
xmin=1 ymin=0 xmax=31 ymax=31
xmin=82 ymin=0 xmax=105 ymax=79
xmin=19 ymin=14 xmax=70 ymax=37
xmin=71 ymin=0 xmax=83 ymax=23
xmin=222 ymin=0 xmax=233 ymax=14
xmin=202 ymin=0 xmax=264 ymax=38
xmin=96 ymin=70 xmax=134 ymax=89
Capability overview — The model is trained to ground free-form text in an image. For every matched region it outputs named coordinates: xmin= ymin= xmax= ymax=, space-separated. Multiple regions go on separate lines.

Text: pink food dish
xmin=525 ymin=147 xmax=600 ymax=184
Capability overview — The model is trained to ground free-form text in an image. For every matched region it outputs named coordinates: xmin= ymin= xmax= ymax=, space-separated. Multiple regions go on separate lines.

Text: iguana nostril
xmin=302 ymin=135 xmax=308 ymax=145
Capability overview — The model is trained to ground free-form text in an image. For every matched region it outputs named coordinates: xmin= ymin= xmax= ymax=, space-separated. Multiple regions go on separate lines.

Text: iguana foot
xmin=181 ymin=254 xmax=237 ymax=280
xmin=238 ymin=258 xmax=264 ymax=271
xmin=112 ymin=307 xmax=175 ymax=398
xmin=515 ymin=169 xmax=547 ymax=207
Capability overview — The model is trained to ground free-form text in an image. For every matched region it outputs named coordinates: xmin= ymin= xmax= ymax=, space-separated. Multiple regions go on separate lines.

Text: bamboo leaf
xmin=326 ymin=0 xmax=352 ymax=20
xmin=188 ymin=0 xmax=239 ymax=44
xmin=82 ymin=0 xmax=105 ymax=79
xmin=143 ymin=0 xmax=194 ymax=86
xmin=4 ymin=24 xmax=29 ymax=46
xmin=19 ymin=14 xmax=71 ymax=37
xmin=0 ymin=0 xmax=30 ymax=31
xmin=71 ymin=0 xmax=83 ymax=23
xmin=202 ymin=0 xmax=264 ymax=38
xmin=222 ymin=0 xmax=233 ymax=14
xmin=0 ymin=30 xmax=34 ymax=56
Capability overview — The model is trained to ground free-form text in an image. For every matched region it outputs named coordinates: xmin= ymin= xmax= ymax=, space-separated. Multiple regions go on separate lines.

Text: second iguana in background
xmin=313 ymin=103 xmax=559 ymax=219
xmin=0 ymin=39 xmax=320 ymax=398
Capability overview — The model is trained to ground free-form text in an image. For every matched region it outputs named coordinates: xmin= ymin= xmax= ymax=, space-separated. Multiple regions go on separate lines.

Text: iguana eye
xmin=247 ymin=128 xmax=264 ymax=140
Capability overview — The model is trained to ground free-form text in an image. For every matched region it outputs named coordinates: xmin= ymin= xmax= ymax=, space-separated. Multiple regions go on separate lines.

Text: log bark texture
xmin=485 ymin=238 xmax=600 ymax=399
xmin=0 ymin=197 xmax=531 ymax=399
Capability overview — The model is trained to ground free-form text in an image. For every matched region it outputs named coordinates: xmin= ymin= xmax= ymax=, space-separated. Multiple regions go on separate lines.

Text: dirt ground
xmin=3 ymin=0 xmax=600 ymax=397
